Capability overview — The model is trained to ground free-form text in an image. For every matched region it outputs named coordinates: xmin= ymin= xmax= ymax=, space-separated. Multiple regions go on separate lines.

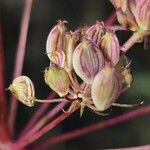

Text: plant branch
xmin=18 ymin=102 xmax=67 ymax=142
xmin=8 ymin=0 xmax=33 ymax=136
xmin=19 ymin=92 xmax=56 ymax=137
xmin=31 ymin=106 xmax=150 ymax=150
xmin=0 ymin=17 xmax=10 ymax=143
xmin=0 ymin=17 xmax=6 ymax=121
xmin=104 ymin=10 xmax=116 ymax=26
xmin=109 ymin=144 xmax=150 ymax=150
xmin=121 ymin=31 xmax=145 ymax=52
xmin=13 ymin=107 xmax=78 ymax=149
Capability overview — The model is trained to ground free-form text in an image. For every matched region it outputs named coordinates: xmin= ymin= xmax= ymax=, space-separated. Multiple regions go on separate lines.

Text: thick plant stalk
xmin=30 ymin=106 xmax=150 ymax=150
xmin=8 ymin=0 xmax=33 ymax=135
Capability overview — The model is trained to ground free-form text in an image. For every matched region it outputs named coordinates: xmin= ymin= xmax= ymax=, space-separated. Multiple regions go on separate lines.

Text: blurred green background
xmin=0 ymin=0 xmax=150 ymax=149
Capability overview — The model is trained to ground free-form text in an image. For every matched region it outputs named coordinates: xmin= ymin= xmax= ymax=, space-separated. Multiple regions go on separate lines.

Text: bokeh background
xmin=1 ymin=0 xmax=150 ymax=149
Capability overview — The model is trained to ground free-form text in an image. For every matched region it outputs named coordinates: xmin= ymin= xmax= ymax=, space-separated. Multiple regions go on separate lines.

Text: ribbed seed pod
xmin=46 ymin=20 xmax=67 ymax=67
xmin=101 ymin=31 xmax=120 ymax=65
xmin=64 ymin=31 xmax=79 ymax=72
xmin=44 ymin=65 xmax=70 ymax=97
xmin=135 ymin=0 xmax=150 ymax=31
xmin=109 ymin=0 xmax=139 ymax=31
xmin=86 ymin=21 xmax=104 ymax=45
xmin=73 ymin=39 xmax=105 ymax=84
xmin=8 ymin=76 xmax=35 ymax=107
xmin=91 ymin=64 xmax=122 ymax=111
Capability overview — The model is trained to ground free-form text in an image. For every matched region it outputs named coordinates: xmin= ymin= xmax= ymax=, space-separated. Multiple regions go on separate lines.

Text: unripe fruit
xmin=101 ymin=31 xmax=120 ymax=65
xmin=8 ymin=76 xmax=35 ymax=107
xmin=44 ymin=65 xmax=71 ymax=97
xmin=92 ymin=64 xmax=122 ymax=111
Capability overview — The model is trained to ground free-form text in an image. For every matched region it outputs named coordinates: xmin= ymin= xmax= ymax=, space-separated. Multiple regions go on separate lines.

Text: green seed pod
xmin=44 ymin=65 xmax=71 ymax=97
xmin=91 ymin=64 xmax=122 ymax=111
xmin=8 ymin=76 xmax=35 ymax=107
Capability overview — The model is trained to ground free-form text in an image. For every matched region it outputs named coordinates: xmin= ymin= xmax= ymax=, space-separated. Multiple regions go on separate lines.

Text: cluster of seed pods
xmin=45 ymin=20 xmax=134 ymax=113
xmin=9 ymin=0 xmax=150 ymax=116
xmin=109 ymin=0 xmax=150 ymax=33
xmin=9 ymin=19 xmax=134 ymax=116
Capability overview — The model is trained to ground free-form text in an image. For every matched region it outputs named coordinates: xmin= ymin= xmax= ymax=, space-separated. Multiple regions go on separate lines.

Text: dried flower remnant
xmin=8 ymin=76 xmax=35 ymax=107
xmin=73 ymin=38 xmax=105 ymax=84
xmin=64 ymin=31 xmax=80 ymax=72
xmin=44 ymin=65 xmax=71 ymax=97
xmin=122 ymin=68 xmax=133 ymax=89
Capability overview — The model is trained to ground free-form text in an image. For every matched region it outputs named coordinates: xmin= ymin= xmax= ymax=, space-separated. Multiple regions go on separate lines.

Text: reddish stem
xmin=13 ymin=108 xmax=77 ymax=149
xmin=121 ymin=31 xmax=144 ymax=52
xmin=104 ymin=10 xmax=116 ymax=26
xmin=0 ymin=18 xmax=10 ymax=143
xmin=31 ymin=106 xmax=150 ymax=150
xmin=19 ymin=92 xmax=56 ymax=137
xmin=18 ymin=102 xmax=67 ymax=141
xmin=8 ymin=0 xmax=33 ymax=135
xmin=110 ymin=144 xmax=150 ymax=150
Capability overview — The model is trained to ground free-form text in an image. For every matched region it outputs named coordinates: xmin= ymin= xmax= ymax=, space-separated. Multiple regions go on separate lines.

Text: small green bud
xmin=44 ymin=65 xmax=71 ymax=97
xmin=8 ymin=76 xmax=35 ymax=107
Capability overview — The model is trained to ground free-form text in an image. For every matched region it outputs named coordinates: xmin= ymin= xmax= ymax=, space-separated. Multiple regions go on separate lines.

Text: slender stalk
xmin=18 ymin=102 xmax=67 ymax=142
xmin=31 ymin=106 xmax=150 ymax=150
xmin=106 ymin=25 xmax=127 ymax=31
xmin=121 ymin=31 xmax=144 ymax=52
xmin=0 ymin=18 xmax=10 ymax=143
xmin=8 ymin=0 xmax=33 ymax=135
xmin=0 ymin=18 xmax=6 ymax=121
xmin=68 ymin=71 xmax=80 ymax=92
xmin=19 ymin=92 xmax=56 ymax=137
xmin=13 ymin=107 xmax=78 ymax=149
xmin=109 ymin=144 xmax=150 ymax=150
xmin=35 ymin=98 xmax=68 ymax=103
xmin=104 ymin=10 xmax=116 ymax=26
